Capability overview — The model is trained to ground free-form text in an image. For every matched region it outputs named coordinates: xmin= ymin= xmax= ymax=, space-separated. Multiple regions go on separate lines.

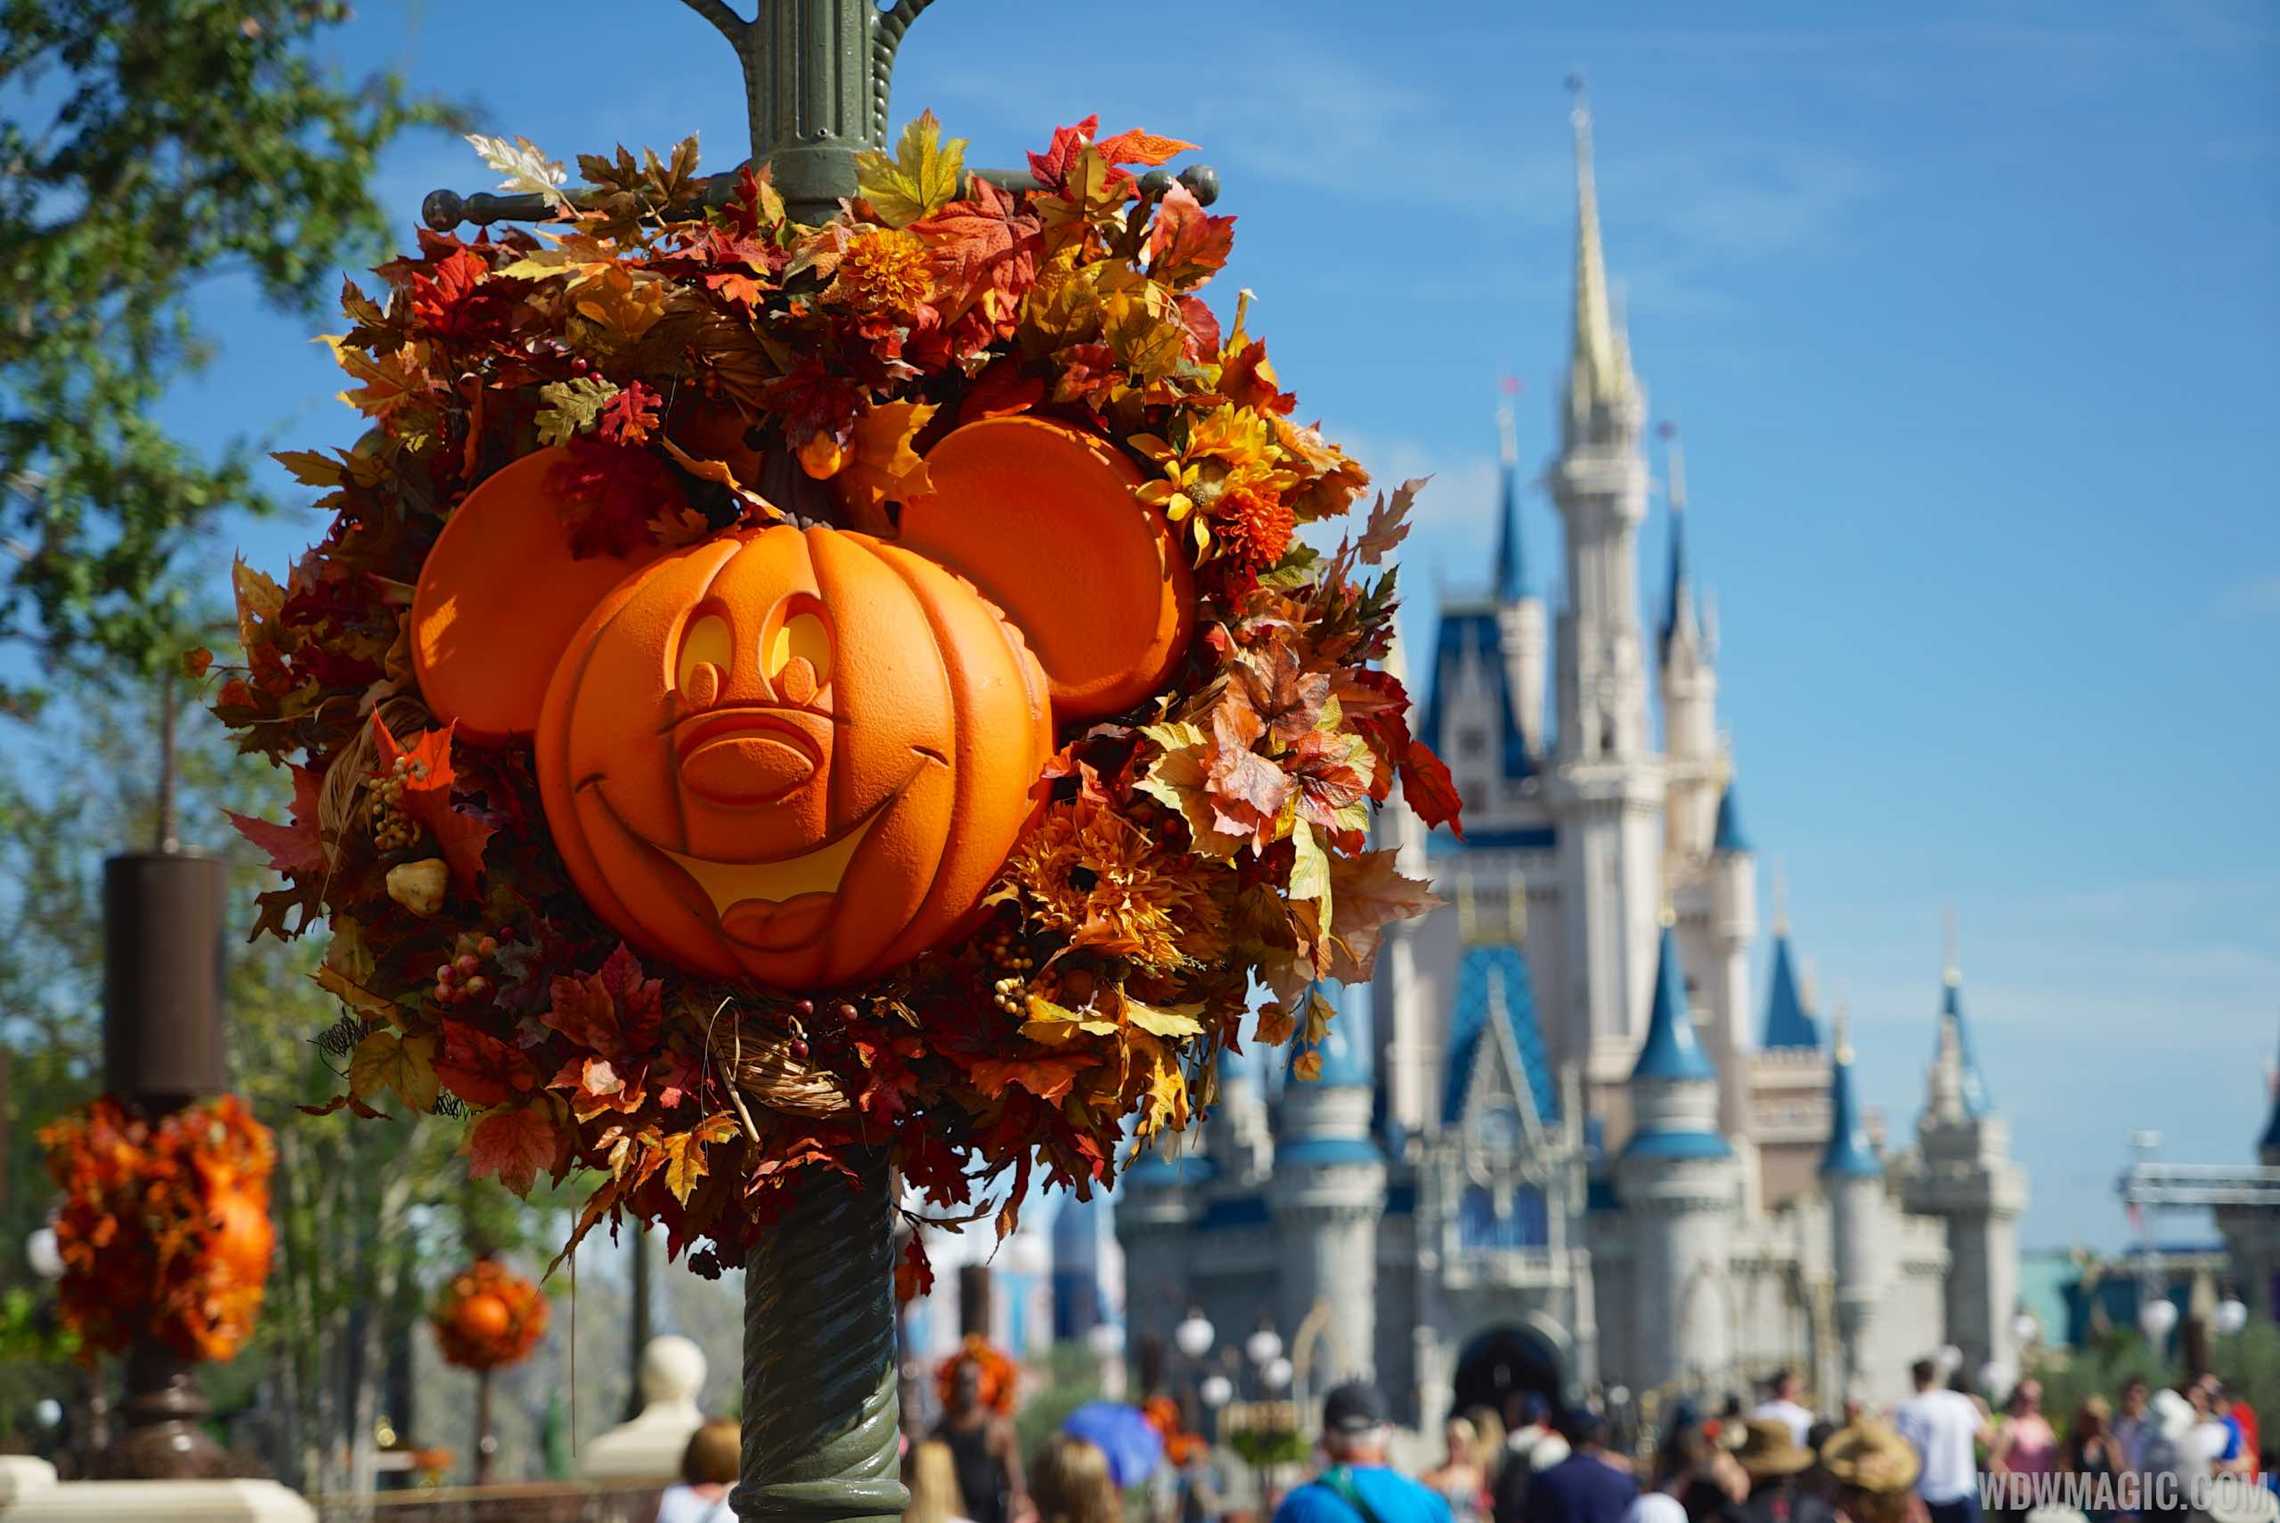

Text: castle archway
xmin=1451 ymin=1323 xmax=1564 ymax=1424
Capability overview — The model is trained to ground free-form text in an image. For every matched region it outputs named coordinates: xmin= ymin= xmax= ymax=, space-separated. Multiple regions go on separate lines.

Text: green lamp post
xmin=416 ymin=6 xmax=1217 ymax=1522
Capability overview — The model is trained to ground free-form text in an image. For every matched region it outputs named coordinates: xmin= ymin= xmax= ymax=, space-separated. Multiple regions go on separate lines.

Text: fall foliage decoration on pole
xmin=431 ymin=1258 xmax=550 ymax=1485
xmin=39 ymin=1096 xmax=278 ymax=1366
xmin=213 ymin=4 xmax=1462 ymax=1521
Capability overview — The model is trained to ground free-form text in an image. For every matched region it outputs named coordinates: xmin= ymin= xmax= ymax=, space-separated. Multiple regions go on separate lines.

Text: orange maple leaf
xmin=370 ymin=713 xmax=495 ymax=894
xmin=467 ymin=1102 xmax=564 ymax=1197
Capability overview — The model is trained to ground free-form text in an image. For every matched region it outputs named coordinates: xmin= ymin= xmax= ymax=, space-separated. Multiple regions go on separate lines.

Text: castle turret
xmin=1545 ymin=84 xmax=1667 ymax=1109
xmin=1270 ymin=981 xmax=1386 ymax=1382
xmin=1495 ymin=388 xmax=1549 ymax=758
xmin=1113 ymin=1142 xmax=1212 ymax=1357
xmin=1205 ymin=1043 xmax=1272 ymax=1184
xmin=1900 ymin=927 xmax=2027 ymax=1382
xmin=1615 ymin=924 xmax=1737 ymax=1392
xmin=1657 ymin=430 xmax=1722 ymax=858
xmin=1705 ymin=785 xmax=1757 ymax=1163
xmin=1823 ymin=1010 xmax=1885 ymax=1400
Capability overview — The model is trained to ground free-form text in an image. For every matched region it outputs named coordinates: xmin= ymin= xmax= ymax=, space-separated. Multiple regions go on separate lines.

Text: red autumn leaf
xmin=1147 ymin=184 xmax=1234 ymax=288
xmin=1026 ymin=115 xmax=1103 ymax=194
xmin=434 ymin=1020 xmax=536 ymax=1108
xmin=912 ymin=179 xmax=1037 ymax=326
xmin=597 ymin=943 xmax=665 ymax=1054
xmin=1175 ymin=295 xmax=1221 ymax=360
xmin=1399 ymin=738 xmax=1465 ymax=837
xmin=596 ymin=380 xmax=662 ymax=445
xmin=226 ymin=763 xmax=327 ymax=875
xmin=1095 ymin=128 xmax=1199 ymax=169
xmin=1052 ymin=342 xmax=1123 ymax=407
xmin=895 ymin=1232 xmax=935 ymax=1303
xmin=467 ymin=1102 xmax=563 ymax=1197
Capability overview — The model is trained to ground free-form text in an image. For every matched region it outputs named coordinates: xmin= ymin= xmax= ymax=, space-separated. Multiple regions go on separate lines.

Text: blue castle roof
xmin=1421 ymin=608 xmax=1536 ymax=784
xmin=1494 ymin=461 xmax=1530 ymax=603
xmin=1942 ymin=977 xmax=1993 ymax=1117
xmin=1762 ymin=935 xmax=1820 ymax=1051
xmin=1441 ymin=944 xmax=1559 ymax=1128
xmin=1821 ymin=1041 xmax=1881 ymax=1178
xmin=1631 ymin=925 xmax=1717 ymax=1082
xmin=1712 ymin=785 xmax=1751 ymax=854
xmin=1288 ymin=979 xmax=1373 ymax=1089
xmin=1658 ymin=506 xmax=1694 ymax=658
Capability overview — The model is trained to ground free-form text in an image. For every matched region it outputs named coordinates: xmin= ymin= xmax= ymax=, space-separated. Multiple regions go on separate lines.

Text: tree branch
xmin=675 ymin=0 xmax=753 ymax=49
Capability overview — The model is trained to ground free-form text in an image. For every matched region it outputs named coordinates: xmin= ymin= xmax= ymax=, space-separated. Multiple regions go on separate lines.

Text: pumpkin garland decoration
xmin=211 ymin=113 xmax=1461 ymax=1284
xmin=38 ymin=1095 xmax=278 ymax=1363
xmin=431 ymin=1258 xmax=549 ymax=1371
xmin=936 ymin=1333 xmax=1019 ymax=1417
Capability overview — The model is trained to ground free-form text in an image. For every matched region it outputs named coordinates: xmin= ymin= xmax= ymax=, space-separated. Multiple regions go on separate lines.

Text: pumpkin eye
xmin=764 ymin=610 xmax=831 ymax=693
xmin=675 ymin=612 xmax=733 ymax=693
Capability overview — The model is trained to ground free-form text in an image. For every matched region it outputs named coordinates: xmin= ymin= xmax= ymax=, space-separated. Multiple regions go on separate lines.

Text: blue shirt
xmin=1524 ymin=1454 xmax=1639 ymax=1523
xmin=1275 ymin=1465 xmax=1453 ymax=1523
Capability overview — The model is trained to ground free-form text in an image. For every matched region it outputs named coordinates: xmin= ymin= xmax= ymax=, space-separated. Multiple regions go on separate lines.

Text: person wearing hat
xmin=1733 ymin=1417 xmax=1834 ymax=1523
xmin=1818 ymin=1421 xmax=1923 ymax=1523
xmin=1524 ymin=1408 xmax=1638 ymax=1523
xmin=1274 ymin=1382 xmax=1453 ymax=1523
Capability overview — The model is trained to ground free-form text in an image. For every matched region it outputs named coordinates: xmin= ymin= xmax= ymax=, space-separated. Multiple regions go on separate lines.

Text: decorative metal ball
xmin=1245 ymin=1328 xmax=1284 ymax=1368
xmin=1200 ymin=1374 xmax=1234 ymax=1409
xmin=2139 ymin=1298 xmax=2179 ymax=1339
xmin=2215 ymin=1298 xmax=2250 ymax=1336
xmin=1262 ymin=1355 xmax=1293 ymax=1391
xmin=1177 ymin=164 xmax=1221 ymax=207
xmin=421 ymin=188 xmax=465 ymax=233
xmin=1173 ymin=1310 xmax=1215 ymax=1360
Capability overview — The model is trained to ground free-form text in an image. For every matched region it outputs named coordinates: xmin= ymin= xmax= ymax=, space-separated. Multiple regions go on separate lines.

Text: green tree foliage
xmin=0 ymin=0 xmax=459 ymax=708
xmin=2032 ymin=1322 xmax=2280 ymax=1449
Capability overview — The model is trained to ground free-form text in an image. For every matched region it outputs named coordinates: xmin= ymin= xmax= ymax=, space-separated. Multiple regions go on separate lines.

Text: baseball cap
xmin=1323 ymin=1381 xmax=1390 ymax=1435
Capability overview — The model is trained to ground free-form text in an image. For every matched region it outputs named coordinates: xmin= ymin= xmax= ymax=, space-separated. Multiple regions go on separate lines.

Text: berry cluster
xmin=432 ymin=930 xmax=507 ymax=1008
xmin=368 ymin=753 xmax=428 ymax=854
xmin=979 ymin=925 xmax=1039 ymax=1015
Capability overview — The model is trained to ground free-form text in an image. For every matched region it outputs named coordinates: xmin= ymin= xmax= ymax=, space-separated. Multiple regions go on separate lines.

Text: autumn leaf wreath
xmin=214 ymin=114 xmax=1461 ymax=1286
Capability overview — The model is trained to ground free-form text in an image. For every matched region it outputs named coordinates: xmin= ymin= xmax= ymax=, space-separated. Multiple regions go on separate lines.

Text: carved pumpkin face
xmin=411 ymin=418 xmax=1192 ymax=991
xmin=537 ymin=525 xmax=1053 ymax=988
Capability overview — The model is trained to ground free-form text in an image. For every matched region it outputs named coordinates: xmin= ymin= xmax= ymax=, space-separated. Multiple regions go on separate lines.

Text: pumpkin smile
xmin=579 ymin=748 xmax=945 ymax=953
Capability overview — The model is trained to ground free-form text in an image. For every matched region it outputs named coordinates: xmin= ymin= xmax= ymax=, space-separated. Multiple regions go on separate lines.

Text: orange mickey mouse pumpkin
xmin=410 ymin=416 xmax=1191 ymax=991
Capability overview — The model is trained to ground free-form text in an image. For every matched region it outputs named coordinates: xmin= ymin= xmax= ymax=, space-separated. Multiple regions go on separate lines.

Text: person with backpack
xmin=1275 ymin=1382 xmax=1454 ymax=1523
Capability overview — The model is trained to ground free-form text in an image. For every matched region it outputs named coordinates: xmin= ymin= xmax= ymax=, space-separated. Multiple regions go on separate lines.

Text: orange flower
xmin=1005 ymin=796 xmax=1224 ymax=972
xmin=936 ymin=1333 xmax=1019 ymax=1415
xmin=825 ymin=227 xmax=934 ymax=321
xmin=1212 ymin=475 xmax=1295 ymax=580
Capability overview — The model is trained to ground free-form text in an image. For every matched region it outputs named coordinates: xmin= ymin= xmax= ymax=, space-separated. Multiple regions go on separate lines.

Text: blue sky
xmin=157 ymin=0 xmax=2277 ymax=1251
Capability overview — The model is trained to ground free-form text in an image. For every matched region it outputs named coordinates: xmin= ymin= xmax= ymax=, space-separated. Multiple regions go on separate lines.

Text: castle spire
xmin=1658 ymin=423 xmax=1703 ymax=657
xmin=1494 ymin=379 xmax=1530 ymax=603
xmin=1822 ymin=1005 xmax=1881 ymax=1177
xmin=1939 ymin=909 xmax=1993 ymax=1117
xmin=1562 ymin=76 xmax=1640 ymax=448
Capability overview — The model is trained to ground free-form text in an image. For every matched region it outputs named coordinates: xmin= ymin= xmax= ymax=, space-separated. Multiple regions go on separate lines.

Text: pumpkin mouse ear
xmin=410 ymin=447 xmax=678 ymax=743
xmin=895 ymin=417 xmax=1193 ymax=722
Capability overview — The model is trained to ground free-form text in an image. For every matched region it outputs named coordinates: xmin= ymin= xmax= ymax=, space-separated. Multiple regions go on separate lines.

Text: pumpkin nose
xmin=676 ymin=716 xmax=820 ymax=808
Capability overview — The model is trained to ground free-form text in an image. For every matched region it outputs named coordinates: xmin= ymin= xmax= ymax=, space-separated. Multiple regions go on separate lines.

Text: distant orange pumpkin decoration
xmin=432 ymin=1258 xmax=548 ymax=1371
xmin=453 ymin=1291 xmax=511 ymax=1342
xmin=412 ymin=416 xmax=1191 ymax=991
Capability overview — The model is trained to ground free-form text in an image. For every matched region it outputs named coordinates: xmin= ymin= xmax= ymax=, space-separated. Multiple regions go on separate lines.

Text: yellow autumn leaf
xmin=349 ymin=1029 xmax=439 ymax=1114
xmin=832 ymin=399 xmax=938 ymax=530
xmin=855 ymin=110 xmax=965 ymax=228
xmin=1124 ymin=996 xmax=1206 ymax=1040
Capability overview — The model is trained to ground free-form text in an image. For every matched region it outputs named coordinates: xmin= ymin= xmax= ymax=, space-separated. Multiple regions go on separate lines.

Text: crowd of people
xmin=644 ymin=1362 xmax=2275 ymax=1523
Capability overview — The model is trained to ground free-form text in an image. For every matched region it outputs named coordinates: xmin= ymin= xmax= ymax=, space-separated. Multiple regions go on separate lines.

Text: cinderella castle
xmin=1112 ymin=98 xmax=2031 ymax=1425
